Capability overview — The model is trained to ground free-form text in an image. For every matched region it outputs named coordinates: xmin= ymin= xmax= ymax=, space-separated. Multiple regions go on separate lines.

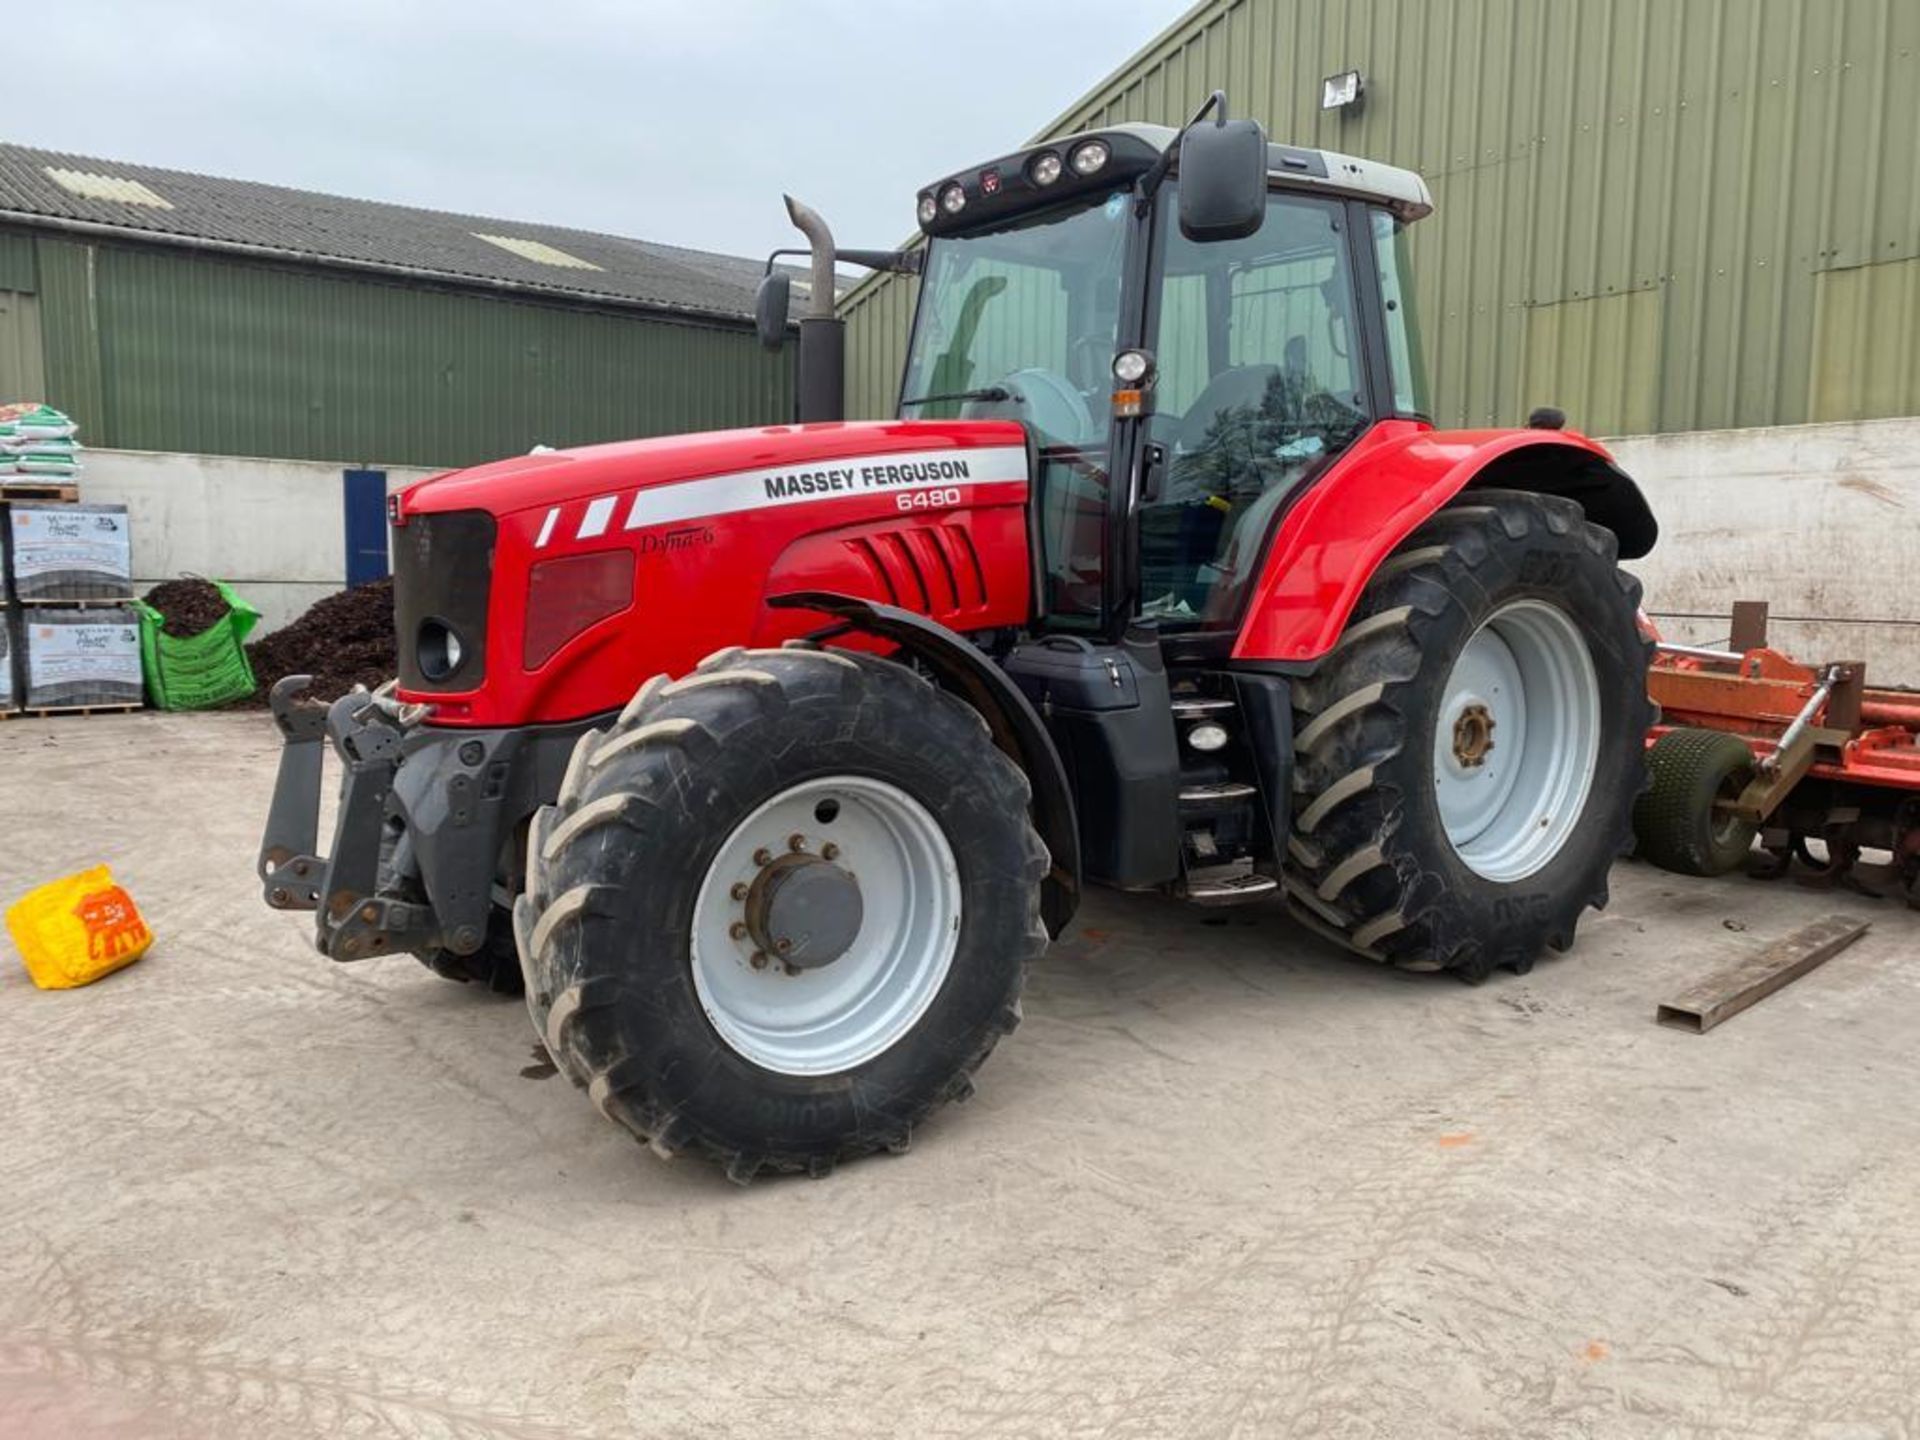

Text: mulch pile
xmin=142 ymin=577 xmax=232 ymax=639
xmin=244 ymin=577 xmax=398 ymax=706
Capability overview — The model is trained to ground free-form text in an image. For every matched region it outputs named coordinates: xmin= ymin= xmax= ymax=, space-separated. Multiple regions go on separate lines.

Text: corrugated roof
xmin=0 ymin=141 xmax=784 ymax=321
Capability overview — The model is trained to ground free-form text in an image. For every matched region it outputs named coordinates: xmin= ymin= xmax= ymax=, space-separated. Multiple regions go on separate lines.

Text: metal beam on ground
xmin=1655 ymin=915 xmax=1871 ymax=1034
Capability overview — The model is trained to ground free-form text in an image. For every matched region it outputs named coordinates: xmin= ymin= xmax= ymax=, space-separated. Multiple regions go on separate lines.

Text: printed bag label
xmin=28 ymin=621 xmax=141 ymax=689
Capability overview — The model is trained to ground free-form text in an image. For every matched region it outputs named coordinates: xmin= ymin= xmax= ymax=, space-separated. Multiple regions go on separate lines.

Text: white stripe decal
xmin=577 ymin=495 xmax=618 ymax=539
xmin=534 ymin=507 xmax=560 ymax=548
xmin=621 ymin=445 xmax=1028 ymax=532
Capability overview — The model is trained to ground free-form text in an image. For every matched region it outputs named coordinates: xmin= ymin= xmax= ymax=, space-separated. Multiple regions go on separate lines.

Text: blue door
xmin=343 ymin=469 xmax=390 ymax=587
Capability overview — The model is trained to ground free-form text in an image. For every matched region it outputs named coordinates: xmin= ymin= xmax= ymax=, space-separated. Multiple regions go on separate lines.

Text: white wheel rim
xmin=1432 ymin=598 xmax=1601 ymax=883
xmin=690 ymin=775 xmax=961 ymax=1076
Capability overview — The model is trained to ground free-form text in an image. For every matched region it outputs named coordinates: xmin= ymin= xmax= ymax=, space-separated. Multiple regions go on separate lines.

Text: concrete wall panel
xmin=1616 ymin=416 xmax=1920 ymax=684
xmin=79 ymin=448 xmax=436 ymax=634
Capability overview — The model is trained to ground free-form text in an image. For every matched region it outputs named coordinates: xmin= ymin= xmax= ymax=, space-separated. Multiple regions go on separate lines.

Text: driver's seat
xmin=1173 ymin=364 xmax=1279 ymax=452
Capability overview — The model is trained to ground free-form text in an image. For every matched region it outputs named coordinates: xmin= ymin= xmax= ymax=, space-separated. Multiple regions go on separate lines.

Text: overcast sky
xmin=13 ymin=1 xmax=1177 ymax=262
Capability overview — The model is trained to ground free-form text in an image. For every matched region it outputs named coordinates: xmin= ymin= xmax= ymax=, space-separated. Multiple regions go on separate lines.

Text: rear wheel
xmin=515 ymin=645 xmax=1048 ymax=1182
xmin=1633 ymin=727 xmax=1759 ymax=876
xmin=1283 ymin=489 xmax=1653 ymax=980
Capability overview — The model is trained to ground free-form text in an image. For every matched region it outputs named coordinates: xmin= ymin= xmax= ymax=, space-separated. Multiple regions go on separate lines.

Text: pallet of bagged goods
xmin=0 ymin=402 xmax=83 ymax=502
xmin=6 ymin=501 xmax=134 ymax=606
xmin=8 ymin=607 xmax=143 ymax=716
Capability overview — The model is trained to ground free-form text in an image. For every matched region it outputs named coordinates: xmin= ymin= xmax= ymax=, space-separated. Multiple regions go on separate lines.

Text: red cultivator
xmin=1636 ymin=600 xmax=1920 ymax=904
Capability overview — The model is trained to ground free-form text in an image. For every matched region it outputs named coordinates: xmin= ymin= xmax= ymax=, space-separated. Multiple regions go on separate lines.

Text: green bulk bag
xmin=134 ymin=579 xmax=261 ymax=711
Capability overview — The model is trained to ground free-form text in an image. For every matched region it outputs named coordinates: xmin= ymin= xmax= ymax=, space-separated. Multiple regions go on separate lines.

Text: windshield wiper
xmin=900 ymin=385 xmax=1012 ymax=408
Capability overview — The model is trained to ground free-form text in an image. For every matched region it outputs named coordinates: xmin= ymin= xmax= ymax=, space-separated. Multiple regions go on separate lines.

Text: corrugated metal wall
xmin=15 ymin=229 xmax=794 ymax=469
xmin=842 ymin=0 xmax=1920 ymax=435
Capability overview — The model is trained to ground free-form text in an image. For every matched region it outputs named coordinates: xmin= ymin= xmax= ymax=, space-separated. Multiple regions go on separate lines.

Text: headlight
xmin=417 ymin=618 xmax=466 ymax=682
xmin=1029 ymin=151 xmax=1063 ymax=186
xmin=917 ymin=193 xmax=937 ymax=227
xmin=1112 ymin=349 xmax=1153 ymax=385
xmin=1070 ymin=140 xmax=1110 ymax=176
xmin=939 ymin=183 xmax=967 ymax=215
xmin=1187 ymin=721 xmax=1229 ymax=752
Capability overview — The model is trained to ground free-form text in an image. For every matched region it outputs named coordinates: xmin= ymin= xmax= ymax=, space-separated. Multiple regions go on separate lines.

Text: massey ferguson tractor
xmin=259 ymin=96 xmax=1657 ymax=1181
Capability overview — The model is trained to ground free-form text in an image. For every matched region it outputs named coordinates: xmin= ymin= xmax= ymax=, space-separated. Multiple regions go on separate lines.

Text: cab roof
xmin=916 ymin=122 xmax=1431 ymax=240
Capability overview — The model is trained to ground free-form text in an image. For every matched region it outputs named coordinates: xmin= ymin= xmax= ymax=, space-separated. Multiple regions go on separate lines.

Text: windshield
xmin=902 ymin=193 xmax=1133 ymax=622
xmin=899 ymin=193 xmax=1130 ymax=446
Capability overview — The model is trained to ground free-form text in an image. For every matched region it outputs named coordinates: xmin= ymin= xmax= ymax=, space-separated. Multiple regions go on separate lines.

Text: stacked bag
xmin=6 ymin=502 xmax=133 ymax=604
xmin=13 ymin=610 xmax=143 ymax=709
xmin=0 ymin=402 xmax=83 ymax=479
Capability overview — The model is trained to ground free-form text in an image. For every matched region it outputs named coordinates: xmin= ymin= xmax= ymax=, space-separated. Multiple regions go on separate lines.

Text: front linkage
xmin=256 ymin=676 xmax=587 ymax=966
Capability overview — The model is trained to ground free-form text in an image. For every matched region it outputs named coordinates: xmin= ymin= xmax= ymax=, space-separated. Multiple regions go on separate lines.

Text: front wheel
xmin=515 ymin=646 xmax=1048 ymax=1182
xmin=1284 ymin=489 xmax=1653 ymax=980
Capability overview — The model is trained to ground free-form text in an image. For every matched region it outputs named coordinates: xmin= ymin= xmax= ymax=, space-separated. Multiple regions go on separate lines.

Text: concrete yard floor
xmin=2 ymin=711 xmax=1917 ymax=1439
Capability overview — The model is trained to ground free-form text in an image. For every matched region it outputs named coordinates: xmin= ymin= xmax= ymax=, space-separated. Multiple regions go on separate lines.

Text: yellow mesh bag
xmin=6 ymin=865 xmax=152 ymax=989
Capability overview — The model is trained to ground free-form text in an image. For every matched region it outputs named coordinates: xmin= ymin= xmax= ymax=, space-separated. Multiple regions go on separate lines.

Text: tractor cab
xmin=865 ymin=109 xmax=1443 ymax=901
xmin=898 ymin=115 xmax=1432 ymax=643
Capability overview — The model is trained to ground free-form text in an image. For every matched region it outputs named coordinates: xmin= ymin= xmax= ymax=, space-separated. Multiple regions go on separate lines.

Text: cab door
xmin=1135 ymin=189 xmax=1378 ymax=630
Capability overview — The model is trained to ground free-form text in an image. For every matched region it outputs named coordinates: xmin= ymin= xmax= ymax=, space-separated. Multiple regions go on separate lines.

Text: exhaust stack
xmin=781 ymin=194 xmax=845 ymax=424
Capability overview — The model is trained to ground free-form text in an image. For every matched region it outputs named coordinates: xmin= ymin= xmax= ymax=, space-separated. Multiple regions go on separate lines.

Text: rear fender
xmin=1232 ymin=420 xmax=1657 ymax=664
xmin=767 ymin=591 xmax=1081 ymax=937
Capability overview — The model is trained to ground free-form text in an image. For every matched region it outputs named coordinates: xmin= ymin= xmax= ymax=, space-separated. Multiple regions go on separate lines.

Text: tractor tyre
xmin=1283 ymin=488 xmax=1653 ymax=981
xmin=514 ymin=645 xmax=1049 ymax=1182
xmin=1633 ymin=727 xmax=1759 ymax=877
xmin=416 ymin=907 xmax=525 ymax=995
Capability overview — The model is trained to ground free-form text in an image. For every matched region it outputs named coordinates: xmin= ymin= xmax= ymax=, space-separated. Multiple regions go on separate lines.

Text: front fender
xmin=766 ymin=591 xmax=1082 ymax=937
xmin=1232 ymin=420 xmax=1657 ymax=664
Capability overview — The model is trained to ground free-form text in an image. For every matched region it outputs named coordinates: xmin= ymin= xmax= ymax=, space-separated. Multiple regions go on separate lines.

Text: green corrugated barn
xmin=843 ymin=0 xmax=1920 ymax=436
xmin=0 ymin=144 xmax=794 ymax=469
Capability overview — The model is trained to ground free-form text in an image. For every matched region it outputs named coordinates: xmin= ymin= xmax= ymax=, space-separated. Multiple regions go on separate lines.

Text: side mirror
xmin=754 ymin=271 xmax=791 ymax=350
xmin=1177 ymin=116 xmax=1268 ymax=242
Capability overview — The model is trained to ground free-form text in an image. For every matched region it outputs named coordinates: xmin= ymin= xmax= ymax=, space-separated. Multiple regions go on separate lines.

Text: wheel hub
xmin=743 ymin=852 xmax=864 ymax=970
xmin=1451 ymin=702 xmax=1497 ymax=767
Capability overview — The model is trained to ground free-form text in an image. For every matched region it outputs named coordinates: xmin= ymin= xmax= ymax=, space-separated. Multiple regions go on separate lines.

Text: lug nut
xmin=729 ymin=921 xmax=749 ymax=941
xmin=782 ymin=962 xmax=801 ymax=977
xmin=788 ymin=833 xmax=807 ymax=852
xmin=752 ymin=847 xmax=773 ymax=867
xmin=749 ymin=951 xmax=769 ymax=970
xmin=730 ymin=881 xmax=749 ymax=901
xmin=821 ymin=842 xmax=840 ymax=861
xmin=774 ymin=937 xmax=792 ymax=954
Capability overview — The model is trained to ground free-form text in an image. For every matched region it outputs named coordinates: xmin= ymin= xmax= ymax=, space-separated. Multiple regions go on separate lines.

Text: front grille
xmin=392 ymin=510 xmax=495 ymax=691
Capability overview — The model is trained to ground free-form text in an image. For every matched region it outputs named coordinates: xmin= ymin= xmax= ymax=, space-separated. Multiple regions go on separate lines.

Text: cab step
xmin=1182 ymin=872 xmax=1279 ymax=907
xmin=1171 ymin=696 xmax=1236 ymax=719
xmin=1179 ymin=780 xmax=1258 ymax=808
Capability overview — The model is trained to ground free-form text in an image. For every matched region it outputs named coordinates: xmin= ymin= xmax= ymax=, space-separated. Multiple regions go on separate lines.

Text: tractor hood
xmin=395 ymin=419 xmax=1028 ymax=523
xmin=387 ymin=416 xmax=1035 ymax=729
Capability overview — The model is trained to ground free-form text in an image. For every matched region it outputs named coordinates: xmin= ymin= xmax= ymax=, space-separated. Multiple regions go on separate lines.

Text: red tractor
xmin=259 ymin=98 xmax=1657 ymax=1180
